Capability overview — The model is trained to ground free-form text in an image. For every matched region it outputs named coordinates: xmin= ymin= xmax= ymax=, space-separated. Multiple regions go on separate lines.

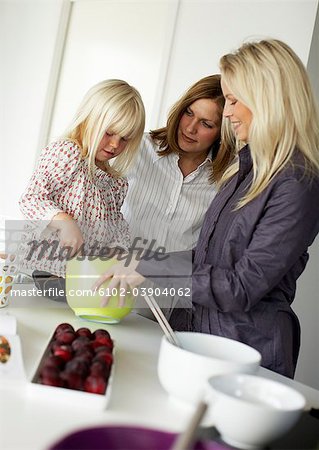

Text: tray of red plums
xmin=28 ymin=323 xmax=114 ymax=409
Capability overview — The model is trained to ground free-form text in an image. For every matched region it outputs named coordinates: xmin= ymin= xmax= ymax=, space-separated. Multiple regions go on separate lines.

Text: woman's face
xmin=177 ymin=98 xmax=221 ymax=157
xmin=221 ymin=78 xmax=253 ymax=143
xmin=95 ymin=130 xmax=129 ymax=164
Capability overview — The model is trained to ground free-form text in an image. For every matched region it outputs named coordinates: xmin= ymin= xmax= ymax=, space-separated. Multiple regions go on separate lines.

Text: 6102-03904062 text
xmin=94 ymin=286 xmax=191 ymax=298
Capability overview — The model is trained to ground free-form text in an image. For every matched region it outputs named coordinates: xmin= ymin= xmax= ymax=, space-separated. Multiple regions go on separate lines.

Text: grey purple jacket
xmin=138 ymin=145 xmax=319 ymax=378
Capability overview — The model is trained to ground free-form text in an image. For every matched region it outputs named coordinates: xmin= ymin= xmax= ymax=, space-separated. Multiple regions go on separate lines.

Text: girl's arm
xmin=19 ymin=140 xmax=84 ymax=254
xmin=47 ymin=212 xmax=84 ymax=257
xmin=19 ymin=140 xmax=80 ymax=224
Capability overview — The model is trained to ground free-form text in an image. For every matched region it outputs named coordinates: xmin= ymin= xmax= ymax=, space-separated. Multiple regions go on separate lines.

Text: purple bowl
xmin=49 ymin=426 xmax=228 ymax=450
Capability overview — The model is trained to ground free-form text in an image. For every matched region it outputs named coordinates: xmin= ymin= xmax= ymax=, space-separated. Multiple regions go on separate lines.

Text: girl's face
xmin=95 ymin=130 xmax=129 ymax=164
xmin=177 ymin=98 xmax=221 ymax=157
xmin=221 ymin=78 xmax=253 ymax=144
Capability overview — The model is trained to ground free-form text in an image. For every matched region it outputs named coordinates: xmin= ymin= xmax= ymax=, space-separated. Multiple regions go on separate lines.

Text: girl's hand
xmin=92 ymin=256 xmax=145 ymax=307
xmin=49 ymin=213 xmax=84 ymax=257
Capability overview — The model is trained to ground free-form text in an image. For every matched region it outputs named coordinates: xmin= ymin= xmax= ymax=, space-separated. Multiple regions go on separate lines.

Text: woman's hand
xmin=49 ymin=213 xmax=84 ymax=257
xmin=92 ymin=255 xmax=145 ymax=307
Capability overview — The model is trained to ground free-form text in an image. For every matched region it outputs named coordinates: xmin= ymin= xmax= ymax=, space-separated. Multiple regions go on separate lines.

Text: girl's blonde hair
xmin=62 ymin=79 xmax=145 ymax=177
xmin=219 ymin=38 xmax=319 ymax=207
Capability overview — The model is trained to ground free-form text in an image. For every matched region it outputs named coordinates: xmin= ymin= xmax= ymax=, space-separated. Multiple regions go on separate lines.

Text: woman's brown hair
xmin=150 ymin=75 xmax=234 ymax=182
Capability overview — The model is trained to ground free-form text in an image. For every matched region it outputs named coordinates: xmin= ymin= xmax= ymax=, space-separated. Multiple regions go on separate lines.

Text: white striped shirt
xmin=122 ymin=133 xmax=217 ymax=252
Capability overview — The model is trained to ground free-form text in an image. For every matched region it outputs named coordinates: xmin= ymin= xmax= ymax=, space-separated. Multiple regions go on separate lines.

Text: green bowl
xmin=65 ymin=257 xmax=134 ymax=324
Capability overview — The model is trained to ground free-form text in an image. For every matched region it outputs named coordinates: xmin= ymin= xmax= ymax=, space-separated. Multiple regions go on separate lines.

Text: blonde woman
xmin=169 ymin=38 xmax=319 ymax=377
xmin=95 ymin=40 xmax=319 ymax=378
xmin=19 ymin=79 xmax=145 ymax=300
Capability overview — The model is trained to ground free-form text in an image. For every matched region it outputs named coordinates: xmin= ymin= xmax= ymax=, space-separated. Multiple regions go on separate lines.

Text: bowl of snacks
xmin=65 ymin=256 xmax=134 ymax=324
xmin=206 ymin=373 xmax=305 ymax=449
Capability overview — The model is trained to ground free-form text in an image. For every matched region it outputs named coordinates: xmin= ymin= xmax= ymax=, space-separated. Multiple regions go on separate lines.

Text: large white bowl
xmin=157 ymin=332 xmax=261 ymax=417
xmin=206 ymin=373 xmax=305 ymax=449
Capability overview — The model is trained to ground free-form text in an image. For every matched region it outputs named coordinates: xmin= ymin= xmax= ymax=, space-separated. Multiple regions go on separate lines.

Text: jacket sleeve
xmin=192 ymin=177 xmax=319 ymax=312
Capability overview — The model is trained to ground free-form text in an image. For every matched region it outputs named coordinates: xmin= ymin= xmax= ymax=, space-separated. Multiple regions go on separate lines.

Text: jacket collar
xmin=238 ymin=144 xmax=253 ymax=175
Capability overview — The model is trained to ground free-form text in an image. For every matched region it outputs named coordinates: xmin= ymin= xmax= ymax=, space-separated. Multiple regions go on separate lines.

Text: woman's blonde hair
xmin=62 ymin=79 xmax=145 ymax=177
xmin=150 ymin=75 xmax=234 ymax=182
xmin=219 ymin=38 xmax=319 ymax=207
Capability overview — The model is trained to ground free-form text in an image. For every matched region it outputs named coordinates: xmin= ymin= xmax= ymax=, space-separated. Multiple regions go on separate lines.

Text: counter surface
xmin=1 ymin=287 xmax=319 ymax=450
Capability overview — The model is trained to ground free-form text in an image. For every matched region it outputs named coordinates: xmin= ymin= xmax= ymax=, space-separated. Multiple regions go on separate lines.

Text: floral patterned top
xmin=19 ymin=140 xmax=130 ymax=277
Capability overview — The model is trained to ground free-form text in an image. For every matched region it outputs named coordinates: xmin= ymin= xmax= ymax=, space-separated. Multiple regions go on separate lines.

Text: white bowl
xmin=206 ymin=373 xmax=305 ymax=449
xmin=157 ymin=332 xmax=261 ymax=417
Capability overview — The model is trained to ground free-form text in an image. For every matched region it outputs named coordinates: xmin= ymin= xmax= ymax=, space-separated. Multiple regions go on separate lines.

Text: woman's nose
xmin=223 ymin=103 xmax=232 ymax=118
xmin=186 ymin=119 xmax=197 ymax=134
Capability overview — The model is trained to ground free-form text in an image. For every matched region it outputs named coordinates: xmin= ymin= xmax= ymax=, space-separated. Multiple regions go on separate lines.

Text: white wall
xmin=51 ymin=0 xmax=319 ymax=135
xmin=1 ymin=0 xmax=65 ymax=219
xmin=2 ymin=0 xmax=319 ymax=389
xmin=294 ymin=236 xmax=319 ymax=388
xmin=293 ymin=4 xmax=319 ymax=389
xmin=308 ymin=0 xmax=319 ymax=101
xmin=159 ymin=0 xmax=317 ymax=123
xmin=49 ymin=0 xmax=178 ymax=139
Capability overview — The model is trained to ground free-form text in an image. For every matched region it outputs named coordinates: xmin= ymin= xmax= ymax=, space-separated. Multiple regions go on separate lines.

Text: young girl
xmin=19 ymin=79 xmax=145 ymax=300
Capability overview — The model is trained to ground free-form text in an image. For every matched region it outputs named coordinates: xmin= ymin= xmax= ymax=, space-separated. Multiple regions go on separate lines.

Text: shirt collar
xmin=152 ymin=151 xmax=163 ymax=163
xmin=173 ymin=149 xmax=213 ymax=164
xmin=203 ymin=149 xmax=213 ymax=164
xmin=152 ymin=148 xmax=213 ymax=170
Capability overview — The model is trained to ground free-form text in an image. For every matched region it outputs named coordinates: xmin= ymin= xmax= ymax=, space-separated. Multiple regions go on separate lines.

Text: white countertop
xmin=1 ymin=287 xmax=319 ymax=450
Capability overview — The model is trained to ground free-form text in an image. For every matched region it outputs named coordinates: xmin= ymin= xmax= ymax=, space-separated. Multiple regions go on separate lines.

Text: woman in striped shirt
xmin=122 ymin=75 xmax=233 ymax=253
xmin=121 ymin=75 xmax=234 ymax=316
